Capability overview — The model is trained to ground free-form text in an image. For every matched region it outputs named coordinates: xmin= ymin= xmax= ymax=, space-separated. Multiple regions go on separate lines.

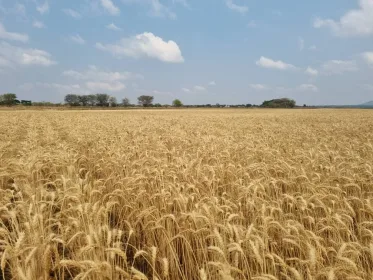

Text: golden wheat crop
xmin=1 ymin=108 xmax=373 ymax=280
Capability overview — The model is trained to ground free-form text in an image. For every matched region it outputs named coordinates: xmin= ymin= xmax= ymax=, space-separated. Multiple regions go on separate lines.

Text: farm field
xmin=1 ymin=109 xmax=373 ymax=280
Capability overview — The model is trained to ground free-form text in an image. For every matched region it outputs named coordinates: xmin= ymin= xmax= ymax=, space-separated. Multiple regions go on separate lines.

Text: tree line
xmin=63 ymin=94 xmax=183 ymax=107
xmin=0 ymin=92 xmax=297 ymax=108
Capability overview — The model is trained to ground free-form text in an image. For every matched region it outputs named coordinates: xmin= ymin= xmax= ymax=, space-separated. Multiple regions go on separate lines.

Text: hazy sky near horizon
xmin=0 ymin=0 xmax=373 ymax=105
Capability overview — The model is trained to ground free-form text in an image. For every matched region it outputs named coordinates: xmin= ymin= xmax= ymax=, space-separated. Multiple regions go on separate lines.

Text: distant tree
xmin=246 ymin=104 xmax=252 ymax=108
xmin=78 ymin=95 xmax=89 ymax=106
xmin=96 ymin=93 xmax=110 ymax=107
xmin=138 ymin=95 xmax=154 ymax=107
xmin=122 ymin=97 xmax=131 ymax=107
xmin=0 ymin=93 xmax=17 ymax=106
xmin=154 ymin=103 xmax=162 ymax=107
xmin=172 ymin=99 xmax=183 ymax=107
xmin=261 ymin=98 xmax=296 ymax=108
xmin=109 ymin=96 xmax=118 ymax=107
xmin=87 ymin=95 xmax=97 ymax=106
xmin=64 ymin=94 xmax=80 ymax=106
xmin=303 ymin=104 xmax=307 ymax=107
xmin=21 ymin=100 xmax=32 ymax=106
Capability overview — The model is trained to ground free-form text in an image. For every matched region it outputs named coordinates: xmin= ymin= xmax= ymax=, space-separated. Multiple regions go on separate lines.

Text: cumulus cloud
xmin=249 ymin=84 xmax=269 ymax=90
xmin=225 ymin=0 xmax=248 ymax=14
xmin=298 ymin=84 xmax=319 ymax=92
xmin=33 ymin=20 xmax=45 ymax=29
xmin=256 ymin=56 xmax=296 ymax=70
xmin=106 ymin=23 xmax=121 ymax=31
xmin=37 ymin=1 xmax=49 ymax=14
xmin=70 ymin=34 xmax=86 ymax=45
xmin=305 ymin=67 xmax=318 ymax=76
xmin=314 ymin=0 xmax=373 ymax=37
xmin=182 ymin=88 xmax=190 ymax=92
xmin=0 ymin=23 xmax=29 ymax=43
xmin=322 ymin=60 xmax=358 ymax=75
xmin=0 ymin=42 xmax=56 ymax=67
xmin=208 ymin=81 xmax=216 ymax=86
xmin=63 ymin=8 xmax=82 ymax=19
xmin=96 ymin=32 xmax=184 ymax=63
xmin=100 ymin=0 xmax=120 ymax=15
xmin=362 ymin=52 xmax=373 ymax=66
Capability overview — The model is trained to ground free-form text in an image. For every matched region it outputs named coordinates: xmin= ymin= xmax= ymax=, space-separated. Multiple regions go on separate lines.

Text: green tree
xmin=78 ymin=95 xmax=89 ymax=106
xmin=109 ymin=96 xmax=117 ymax=107
xmin=138 ymin=95 xmax=154 ymax=107
xmin=96 ymin=93 xmax=110 ymax=107
xmin=172 ymin=99 xmax=183 ymax=107
xmin=64 ymin=94 xmax=80 ymax=106
xmin=87 ymin=95 xmax=97 ymax=106
xmin=261 ymin=98 xmax=296 ymax=108
xmin=0 ymin=93 xmax=17 ymax=106
xmin=122 ymin=97 xmax=131 ymax=107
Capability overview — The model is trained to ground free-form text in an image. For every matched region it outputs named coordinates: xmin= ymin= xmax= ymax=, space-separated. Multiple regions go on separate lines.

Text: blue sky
xmin=0 ymin=0 xmax=373 ymax=105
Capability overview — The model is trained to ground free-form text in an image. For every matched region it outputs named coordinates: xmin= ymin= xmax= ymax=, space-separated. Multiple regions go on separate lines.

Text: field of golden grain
xmin=1 ymin=109 xmax=373 ymax=280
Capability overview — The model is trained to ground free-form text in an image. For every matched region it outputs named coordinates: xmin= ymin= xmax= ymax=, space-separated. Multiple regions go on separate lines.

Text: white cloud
xmin=106 ymin=23 xmax=122 ymax=31
xmin=305 ymin=67 xmax=318 ymax=76
xmin=249 ymin=84 xmax=269 ymax=90
xmin=0 ymin=23 xmax=29 ymax=43
xmin=63 ymin=8 xmax=82 ymax=19
xmin=0 ymin=42 xmax=56 ymax=67
xmin=298 ymin=84 xmax=319 ymax=92
xmin=256 ymin=56 xmax=296 ymax=70
xmin=63 ymin=65 xmax=142 ymax=82
xmin=96 ymin=32 xmax=184 ymax=63
xmin=37 ymin=1 xmax=49 ymax=14
xmin=86 ymin=81 xmax=125 ymax=92
xmin=33 ymin=20 xmax=45 ymax=29
xmin=322 ymin=60 xmax=358 ymax=75
xmin=100 ymin=0 xmax=120 ymax=15
xmin=314 ymin=0 xmax=373 ymax=37
xmin=194 ymin=85 xmax=206 ymax=91
xmin=182 ymin=87 xmax=190 ymax=92
xmin=225 ymin=0 xmax=248 ymax=14
xmin=208 ymin=81 xmax=216 ymax=86
xmin=298 ymin=37 xmax=304 ymax=51
xmin=362 ymin=51 xmax=373 ymax=66
xmin=70 ymin=34 xmax=86 ymax=45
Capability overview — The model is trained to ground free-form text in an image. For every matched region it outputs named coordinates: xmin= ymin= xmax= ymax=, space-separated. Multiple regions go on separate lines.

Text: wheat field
xmin=1 ymin=109 xmax=373 ymax=280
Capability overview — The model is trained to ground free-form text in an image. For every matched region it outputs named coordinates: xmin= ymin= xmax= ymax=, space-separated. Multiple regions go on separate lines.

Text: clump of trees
xmin=261 ymin=98 xmax=296 ymax=108
xmin=0 ymin=93 xmax=32 ymax=106
xmin=138 ymin=95 xmax=154 ymax=107
xmin=64 ymin=94 xmax=119 ymax=107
